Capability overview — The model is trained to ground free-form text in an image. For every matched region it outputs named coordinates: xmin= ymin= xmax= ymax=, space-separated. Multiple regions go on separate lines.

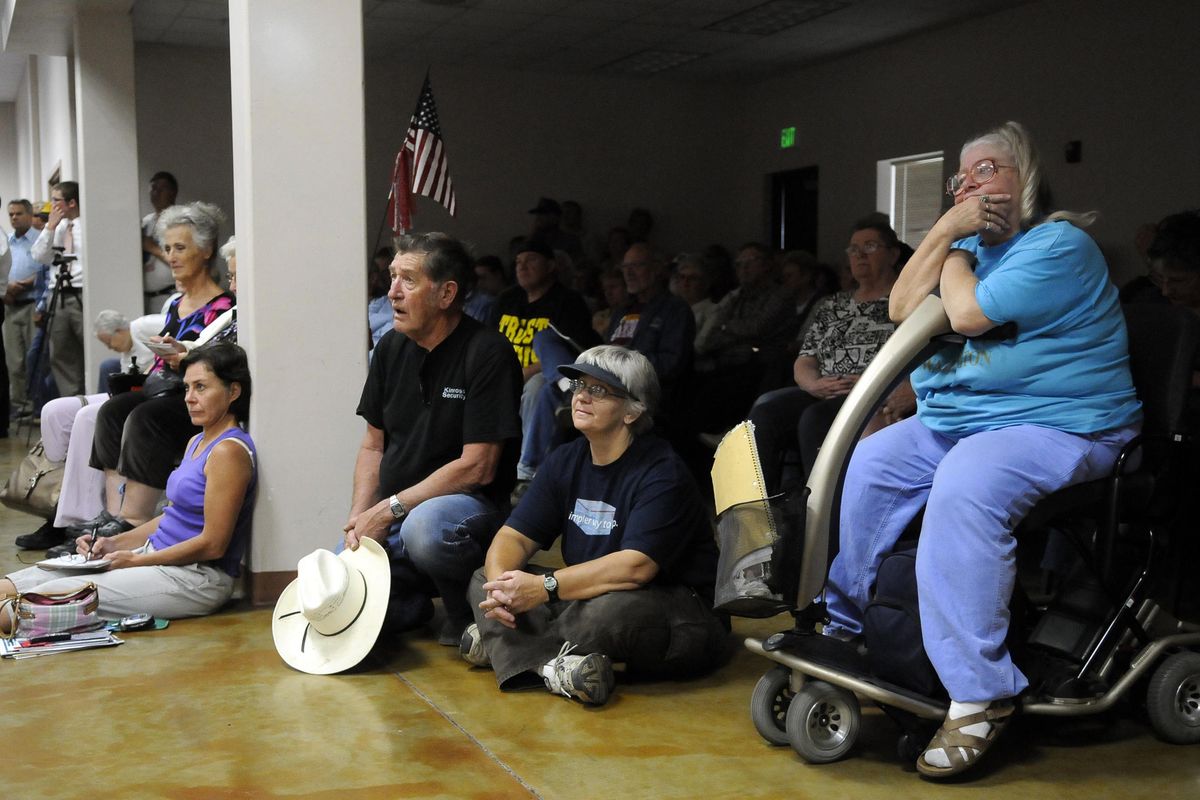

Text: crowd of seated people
xmin=12 ymin=201 xmax=243 ymax=571
xmin=5 ymin=187 xmax=252 ymax=627
xmin=748 ymin=218 xmax=915 ymax=493
xmin=4 ymin=135 xmax=1182 ymax=780
xmin=2 ymin=344 xmax=256 ymax=623
xmin=420 ymin=196 xmax=922 ymax=497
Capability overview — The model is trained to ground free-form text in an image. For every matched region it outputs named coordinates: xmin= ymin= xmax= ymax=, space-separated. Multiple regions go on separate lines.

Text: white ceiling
xmin=0 ymin=0 xmax=1024 ymax=101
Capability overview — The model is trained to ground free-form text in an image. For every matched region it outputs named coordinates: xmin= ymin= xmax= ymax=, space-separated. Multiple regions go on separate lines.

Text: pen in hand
xmin=85 ymin=528 xmax=99 ymax=561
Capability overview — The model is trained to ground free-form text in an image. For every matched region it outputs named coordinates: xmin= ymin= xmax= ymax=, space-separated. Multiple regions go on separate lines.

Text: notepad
xmin=36 ymin=553 xmax=112 ymax=571
xmin=0 ymin=630 xmax=123 ymax=659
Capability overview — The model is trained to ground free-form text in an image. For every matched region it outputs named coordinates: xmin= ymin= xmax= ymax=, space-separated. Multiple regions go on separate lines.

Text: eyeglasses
xmin=568 ymin=378 xmax=629 ymax=401
xmin=845 ymin=241 xmax=886 ymax=258
xmin=946 ymin=159 xmax=1015 ymax=196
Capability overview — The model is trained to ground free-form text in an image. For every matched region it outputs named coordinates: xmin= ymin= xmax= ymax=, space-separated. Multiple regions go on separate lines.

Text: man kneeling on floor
xmin=462 ymin=345 xmax=727 ymax=705
xmin=343 ymin=233 xmax=523 ymax=645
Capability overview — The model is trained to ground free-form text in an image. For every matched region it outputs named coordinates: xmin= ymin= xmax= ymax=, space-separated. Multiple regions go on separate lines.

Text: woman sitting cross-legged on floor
xmin=462 ymin=345 xmax=727 ymax=706
xmin=0 ymin=344 xmax=256 ymax=624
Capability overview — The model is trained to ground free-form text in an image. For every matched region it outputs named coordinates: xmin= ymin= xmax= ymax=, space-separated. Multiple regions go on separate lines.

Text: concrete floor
xmin=1 ymin=432 xmax=1197 ymax=799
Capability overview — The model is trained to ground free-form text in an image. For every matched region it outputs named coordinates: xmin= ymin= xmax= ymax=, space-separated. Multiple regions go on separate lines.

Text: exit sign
xmin=780 ymin=127 xmax=796 ymax=149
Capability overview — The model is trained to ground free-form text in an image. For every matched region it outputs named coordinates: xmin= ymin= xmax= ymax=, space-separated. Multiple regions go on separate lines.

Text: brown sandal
xmin=916 ymin=702 xmax=1015 ymax=778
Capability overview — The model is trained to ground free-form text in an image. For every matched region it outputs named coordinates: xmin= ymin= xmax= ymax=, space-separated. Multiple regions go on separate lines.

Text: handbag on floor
xmin=0 ymin=583 xmax=101 ymax=639
xmin=0 ymin=439 xmax=65 ymax=519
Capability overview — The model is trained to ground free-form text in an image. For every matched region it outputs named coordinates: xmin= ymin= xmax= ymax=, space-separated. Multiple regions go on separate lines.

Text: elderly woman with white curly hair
xmin=822 ymin=121 xmax=1142 ymax=777
xmin=461 ymin=345 xmax=726 ymax=707
xmin=14 ymin=309 xmax=161 ymax=551
xmin=84 ymin=203 xmax=235 ymax=541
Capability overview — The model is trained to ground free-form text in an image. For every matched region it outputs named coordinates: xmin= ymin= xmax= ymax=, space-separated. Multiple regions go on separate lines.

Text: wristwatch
xmin=388 ymin=495 xmax=408 ymax=520
xmin=543 ymin=572 xmax=560 ymax=603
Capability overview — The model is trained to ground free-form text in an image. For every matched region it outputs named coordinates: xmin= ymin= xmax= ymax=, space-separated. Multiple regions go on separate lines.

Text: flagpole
xmin=372 ymin=187 xmax=394 ymax=256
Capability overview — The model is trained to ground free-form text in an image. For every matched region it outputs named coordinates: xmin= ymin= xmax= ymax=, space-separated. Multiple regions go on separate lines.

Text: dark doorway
xmin=769 ymin=166 xmax=818 ymax=254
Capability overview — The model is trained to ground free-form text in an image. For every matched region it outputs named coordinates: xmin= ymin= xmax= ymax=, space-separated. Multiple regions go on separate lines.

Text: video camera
xmin=50 ymin=246 xmax=77 ymax=277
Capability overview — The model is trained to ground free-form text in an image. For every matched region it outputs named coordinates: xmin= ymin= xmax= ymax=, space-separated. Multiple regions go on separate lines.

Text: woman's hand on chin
xmin=937 ymin=192 xmax=1014 ymax=240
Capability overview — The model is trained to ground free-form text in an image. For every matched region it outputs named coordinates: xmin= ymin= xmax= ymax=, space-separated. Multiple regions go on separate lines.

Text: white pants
xmin=6 ymin=543 xmax=234 ymax=620
xmin=41 ymin=393 xmax=107 ymax=528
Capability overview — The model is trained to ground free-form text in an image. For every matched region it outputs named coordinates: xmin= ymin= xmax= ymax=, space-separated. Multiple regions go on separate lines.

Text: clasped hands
xmin=479 ymin=570 xmax=545 ymax=629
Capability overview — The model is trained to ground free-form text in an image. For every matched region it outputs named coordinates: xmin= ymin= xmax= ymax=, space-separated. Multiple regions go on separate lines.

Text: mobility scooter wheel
xmin=751 ymin=666 xmax=796 ymax=746
xmin=784 ymin=680 xmax=861 ymax=763
xmin=1146 ymin=650 xmax=1200 ymax=744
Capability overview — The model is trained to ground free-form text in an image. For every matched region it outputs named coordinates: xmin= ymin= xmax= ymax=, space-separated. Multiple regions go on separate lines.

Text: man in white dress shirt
xmin=141 ymin=171 xmax=178 ymax=314
xmin=30 ymin=180 xmax=86 ymax=396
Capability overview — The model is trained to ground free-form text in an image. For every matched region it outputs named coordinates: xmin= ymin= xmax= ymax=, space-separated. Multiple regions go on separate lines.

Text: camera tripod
xmin=15 ymin=251 xmax=77 ymax=442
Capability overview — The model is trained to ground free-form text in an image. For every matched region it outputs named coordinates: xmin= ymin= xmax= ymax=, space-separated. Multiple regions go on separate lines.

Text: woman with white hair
xmin=462 ymin=345 xmax=725 ymax=707
xmin=823 ymin=122 xmax=1141 ymax=777
xmin=14 ymin=309 xmax=160 ymax=550
xmin=85 ymin=203 xmax=234 ymax=540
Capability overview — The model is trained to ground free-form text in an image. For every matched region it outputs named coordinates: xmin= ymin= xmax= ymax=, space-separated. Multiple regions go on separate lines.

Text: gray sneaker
xmin=542 ymin=642 xmax=614 ymax=706
xmin=459 ymin=623 xmax=491 ymax=668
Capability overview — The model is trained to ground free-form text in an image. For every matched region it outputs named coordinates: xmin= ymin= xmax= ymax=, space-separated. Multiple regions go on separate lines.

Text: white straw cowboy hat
xmin=272 ymin=538 xmax=390 ymax=675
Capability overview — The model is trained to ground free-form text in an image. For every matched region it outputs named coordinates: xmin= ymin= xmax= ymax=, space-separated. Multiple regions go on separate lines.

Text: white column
xmin=228 ymin=0 xmax=368 ymax=603
xmin=73 ymin=11 xmax=143 ymax=386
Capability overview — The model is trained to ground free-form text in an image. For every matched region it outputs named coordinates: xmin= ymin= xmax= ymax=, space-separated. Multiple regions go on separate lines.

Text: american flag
xmin=388 ymin=75 xmax=456 ymax=234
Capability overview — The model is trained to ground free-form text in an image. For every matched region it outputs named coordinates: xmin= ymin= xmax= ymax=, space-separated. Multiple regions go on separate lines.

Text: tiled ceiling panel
xmin=126 ymin=0 xmax=1030 ymax=80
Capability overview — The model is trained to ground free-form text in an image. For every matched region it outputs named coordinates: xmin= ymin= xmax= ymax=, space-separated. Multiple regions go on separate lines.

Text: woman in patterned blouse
xmin=748 ymin=217 xmax=912 ymax=492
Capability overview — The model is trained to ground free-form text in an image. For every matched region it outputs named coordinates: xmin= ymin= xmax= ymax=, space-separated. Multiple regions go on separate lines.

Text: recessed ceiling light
xmin=706 ymin=0 xmax=851 ymax=36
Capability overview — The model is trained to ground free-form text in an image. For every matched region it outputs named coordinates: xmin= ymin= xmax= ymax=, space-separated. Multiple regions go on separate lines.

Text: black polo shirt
xmin=357 ymin=314 xmax=522 ymax=508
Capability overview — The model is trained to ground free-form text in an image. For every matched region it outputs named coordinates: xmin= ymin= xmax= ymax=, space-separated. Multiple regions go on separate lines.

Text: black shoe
xmin=15 ymin=521 xmax=69 ymax=550
xmin=45 ymin=540 xmax=78 ymax=559
xmin=91 ymin=517 xmax=136 ymax=539
xmin=67 ymin=510 xmax=115 ymax=538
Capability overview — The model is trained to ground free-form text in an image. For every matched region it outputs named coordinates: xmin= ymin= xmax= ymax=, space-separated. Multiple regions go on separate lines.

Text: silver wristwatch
xmin=388 ymin=495 xmax=408 ymax=520
xmin=543 ymin=572 xmax=560 ymax=603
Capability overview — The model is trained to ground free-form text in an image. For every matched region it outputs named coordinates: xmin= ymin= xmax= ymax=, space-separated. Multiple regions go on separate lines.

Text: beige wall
xmin=363 ymin=60 xmax=746 ymax=260
xmin=35 ymin=54 xmax=73 ymax=188
xmin=134 ymin=43 xmax=235 ymax=230
xmin=735 ymin=0 xmax=1200 ymax=282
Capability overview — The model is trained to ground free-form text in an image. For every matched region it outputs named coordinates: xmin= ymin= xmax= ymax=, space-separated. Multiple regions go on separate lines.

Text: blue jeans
xmin=517 ymin=329 xmax=578 ymax=479
xmin=383 ymin=493 xmax=507 ymax=632
xmin=97 ymin=356 xmax=121 ymax=395
xmin=825 ymin=416 xmax=1137 ymax=703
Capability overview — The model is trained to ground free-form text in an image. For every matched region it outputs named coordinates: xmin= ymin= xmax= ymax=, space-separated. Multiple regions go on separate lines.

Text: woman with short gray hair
xmin=85 ymin=203 xmax=235 ymax=542
xmin=462 ymin=344 xmax=725 ymax=707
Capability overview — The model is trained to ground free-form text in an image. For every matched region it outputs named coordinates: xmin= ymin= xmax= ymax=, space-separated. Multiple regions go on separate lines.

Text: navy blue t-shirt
xmin=507 ymin=434 xmax=718 ymax=600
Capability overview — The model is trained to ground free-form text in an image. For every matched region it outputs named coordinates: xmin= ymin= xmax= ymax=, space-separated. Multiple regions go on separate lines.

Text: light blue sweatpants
xmin=825 ymin=416 xmax=1137 ymax=702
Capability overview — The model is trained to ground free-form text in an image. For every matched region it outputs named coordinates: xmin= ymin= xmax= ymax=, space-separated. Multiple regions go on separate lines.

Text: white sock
xmin=924 ymin=700 xmax=991 ymax=768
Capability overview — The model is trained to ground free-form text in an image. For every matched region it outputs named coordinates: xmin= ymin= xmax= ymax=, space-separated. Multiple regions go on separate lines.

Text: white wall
xmin=733 ymin=0 xmax=1200 ymax=282
xmin=35 ymin=54 xmax=73 ymax=188
xmin=14 ymin=56 xmax=37 ymax=200
xmin=0 ymin=102 xmax=17 ymax=205
xmin=134 ymin=44 xmax=235 ymax=226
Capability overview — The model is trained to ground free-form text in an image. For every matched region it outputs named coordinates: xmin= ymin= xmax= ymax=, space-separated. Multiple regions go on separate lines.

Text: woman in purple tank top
xmin=1 ymin=344 xmax=257 ymax=622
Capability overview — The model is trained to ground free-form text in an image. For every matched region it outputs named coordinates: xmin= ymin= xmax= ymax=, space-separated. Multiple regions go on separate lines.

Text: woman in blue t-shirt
xmin=462 ymin=345 xmax=725 ymax=707
xmin=823 ymin=122 xmax=1141 ymax=778
xmin=1 ymin=344 xmax=256 ymax=623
